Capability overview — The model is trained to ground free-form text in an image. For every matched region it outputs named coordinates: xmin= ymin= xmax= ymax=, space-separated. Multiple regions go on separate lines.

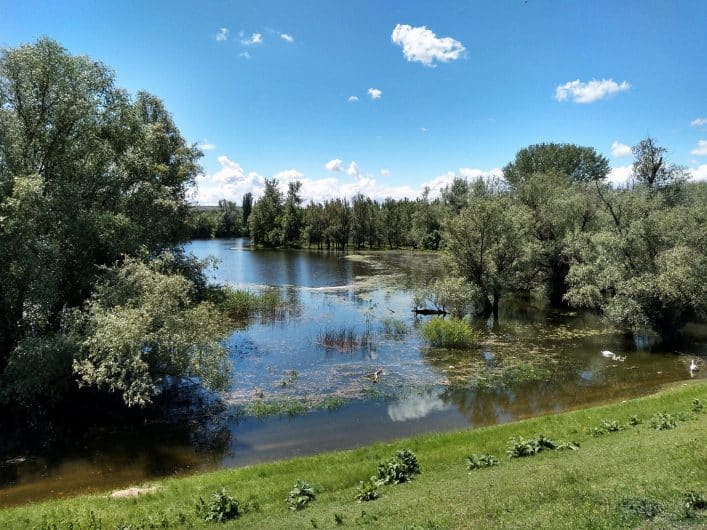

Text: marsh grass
xmin=420 ymin=318 xmax=480 ymax=349
xmin=3 ymin=382 xmax=705 ymax=529
xmin=208 ymin=286 xmax=288 ymax=322
xmin=316 ymin=327 xmax=374 ymax=353
xmin=381 ymin=317 xmax=408 ymax=339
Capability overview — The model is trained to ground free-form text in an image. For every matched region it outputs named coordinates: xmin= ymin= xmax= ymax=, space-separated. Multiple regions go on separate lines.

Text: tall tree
xmin=249 ymin=179 xmax=283 ymax=247
xmin=241 ymin=192 xmax=253 ymax=227
xmin=282 ymin=181 xmax=303 ymax=245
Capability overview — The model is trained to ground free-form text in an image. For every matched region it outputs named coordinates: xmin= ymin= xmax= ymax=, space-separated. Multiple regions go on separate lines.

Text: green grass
xmin=2 ymin=382 xmax=706 ymax=529
xmin=420 ymin=317 xmax=480 ymax=349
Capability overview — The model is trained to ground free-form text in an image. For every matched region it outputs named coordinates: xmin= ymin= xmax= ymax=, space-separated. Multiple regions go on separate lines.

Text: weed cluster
xmin=286 ymin=480 xmax=316 ymax=511
xmin=317 ymin=327 xmax=374 ymax=353
xmin=588 ymin=419 xmax=625 ymax=436
xmin=506 ymin=435 xmax=578 ymax=458
xmin=374 ymin=449 xmax=421 ymax=485
xmin=465 ymin=453 xmax=500 ymax=471
xmin=649 ymin=412 xmax=679 ymax=430
xmin=354 ymin=480 xmax=379 ymax=503
xmin=195 ymin=488 xmax=240 ymax=522
xmin=619 ymin=496 xmax=664 ymax=519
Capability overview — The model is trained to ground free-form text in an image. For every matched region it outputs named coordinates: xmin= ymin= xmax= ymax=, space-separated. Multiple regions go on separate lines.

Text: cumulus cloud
xmin=690 ymin=140 xmax=707 ymax=156
xmin=420 ymin=127 xmax=428 ymax=133
xmin=347 ymin=95 xmax=359 ymax=102
xmin=215 ymin=28 xmax=229 ymax=41
xmin=347 ymin=161 xmax=361 ymax=178
xmin=280 ymin=33 xmax=294 ymax=43
xmin=690 ymin=164 xmax=707 ymax=181
xmin=606 ymin=165 xmax=633 ymax=187
xmin=611 ymin=141 xmax=632 ymax=157
xmin=380 ymin=169 xmax=390 ymax=177
xmin=554 ymin=78 xmax=630 ymax=103
xmin=691 ymin=117 xmax=707 ymax=128
xmin=391 ymin=24 xmax=465 ymax=66
xmin=324 ymin=159 xmax=343 ymax=172
xmin=197 ymin=141 xmax=216 ymax=151
xmin=239 ymin=51 xmax=251 ymax=60
xmin=367 ymin=88 xmax=382 ymax=100
xmin=242 ymin=32 xmax=263 ymax=45
xmin=193 ymin=156 xmax=509 ymax=205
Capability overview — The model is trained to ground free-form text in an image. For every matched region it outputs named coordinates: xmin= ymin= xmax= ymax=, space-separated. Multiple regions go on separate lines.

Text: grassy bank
xmin=3 ymin=382 xmax=706 ymax=529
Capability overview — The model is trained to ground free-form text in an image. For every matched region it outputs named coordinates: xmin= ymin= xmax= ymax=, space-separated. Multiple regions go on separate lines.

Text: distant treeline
xmin=194 ymin=140 xmax=707 ymax=343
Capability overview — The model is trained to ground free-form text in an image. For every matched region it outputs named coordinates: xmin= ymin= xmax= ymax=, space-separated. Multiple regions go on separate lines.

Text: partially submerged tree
xmin=566 ymin=139 xmax=706 ymax=343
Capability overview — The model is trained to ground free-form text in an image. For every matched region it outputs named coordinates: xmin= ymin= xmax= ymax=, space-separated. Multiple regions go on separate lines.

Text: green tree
xmin=566 ymin=139 xmax=706 ymax=343
xmin=503 ymin=143 xmax=609 ymax=306
xmin=249 ymin=179 xmax=283 ymax=246
xmin=0 ymin=39 xmax=225 ymax=406
xmin=443 ymin=181 xmax=531 ymax=320
xmin=282 ymin=181 xmax=303 ymax=245
xmin=241 ymin=192 xmax=253 ymax=227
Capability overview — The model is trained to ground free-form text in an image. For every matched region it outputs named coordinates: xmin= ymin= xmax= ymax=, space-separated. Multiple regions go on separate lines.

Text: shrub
xmin=649 ymin=412 xmax=678 ymax=430
xmin=286 ymin=480 xmax=316 ymax=511
xmin=588 ymin=419 xmax=625 ymax=436
xmin=692 ymin=399 xmax=704 ymax=413
xmin=196 ymin=488 xmax=240 ymax=522
xmin=506 ymin=435 xmax=577 ymax=458
xmin=628 ymin=415 xmax=642 ymax=426
xmin=355 ymin=480 xmax=379 ymax=502
xmin=374 ymin=449 xmax=421 ymax=485
xmin=420 ymin=318 xmax=480 ymax=349
xmin=683 ymin=490 xmax=707 ymax=511
xmin=466 ymin=453 xmax=500 ymax=470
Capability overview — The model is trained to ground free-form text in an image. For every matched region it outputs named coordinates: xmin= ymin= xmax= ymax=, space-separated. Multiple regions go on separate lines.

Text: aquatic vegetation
xmin=316 ymin=327 xmax=374 ymax=353
xmin=208 ymin=286 xmax=287 ymax=322
xmin=381 ymin=317 xmax=409 ymax=339
xmin=243 ymin=398 xmax=310 ymax=418
xmin=465 ymin=453 xmax=500 ymax=470
xmin=195 ymin=488 xmax=240 ymax=522
xmin=374 ymin=449 xmax=421 ymax=485
xmin=420 ymin=318 xmax=480 ymax=349
xmin=355 ymin=480 xmax=379 ymax=502
xmin=286 ymin=480 xmax=316 ymax=511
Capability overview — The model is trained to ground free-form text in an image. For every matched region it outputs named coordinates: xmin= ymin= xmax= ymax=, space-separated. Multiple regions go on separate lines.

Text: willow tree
xmin=503 ymin=143 xmax=609 ymax=306
xmin=0 ymin=39 xmax=227 ymax=406
xmin=443 ymin=180 xmax=531 ymax=320
xmin=565 ymin=139 xmax=705 ymax=343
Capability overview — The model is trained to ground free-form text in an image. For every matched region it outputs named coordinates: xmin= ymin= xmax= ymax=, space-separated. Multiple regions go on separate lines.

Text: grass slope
xmin=2 ymin=382 xmax=706 ymax=529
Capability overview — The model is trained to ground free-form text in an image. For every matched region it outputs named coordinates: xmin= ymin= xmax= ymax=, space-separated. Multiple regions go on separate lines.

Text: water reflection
xmin=387 ymin=392 xmax=448 ymax=421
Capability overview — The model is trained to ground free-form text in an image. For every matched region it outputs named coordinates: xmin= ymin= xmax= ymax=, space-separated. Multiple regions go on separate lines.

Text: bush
xmin=420 ymin=318 xmax=480 ymax=349
xmin=629 ymin=415 xmax=642 ymax=426
xmin=466 ymin=454 xmax=500 ymax=471
xmin=355 ymin=480 xmax=379 ymax=502
xmin=588 ymin=419 xmax=625 ymax=436
xmin=506 ymin=435 xmax=577 ymax=458
xmin=286 ymin=480 xmax=316 ymax=511
xmin=649 ymin=412 xmax=678 ymax=430
xmin=196 ymin=488 xmax=240 ymax=522
xmin=692 ymin=399 xmax=704 ymax=413
xmin=374 ymin=449 xmax=421 ymax=485
xmin=683 ymin=490 xmax=707 ymax=511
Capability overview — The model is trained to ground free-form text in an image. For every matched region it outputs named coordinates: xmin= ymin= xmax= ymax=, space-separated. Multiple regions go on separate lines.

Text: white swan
xmin=601 ymin=350 xmax=614 ymax=358
xmin=601 ymin=350 xmax=625 ymax=362
xmin=690 ymin=360 xmax=699 ymax=373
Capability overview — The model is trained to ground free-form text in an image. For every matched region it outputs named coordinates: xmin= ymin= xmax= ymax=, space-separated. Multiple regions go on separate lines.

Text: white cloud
xmin=420 ymin=127 xmax=428 ymax=133
xmin=280 ymin=33 xmax=294 ymax=43
xmin=211 ymin=156 xmax=245 ymax=183
xmin=690 ymin=164 xmax=707 ymax=181
xmin=347 ymin=95 xmax=359 ymax=102
xmin=611 ymin=141 xmax=632 ymax=157
xmin=239 ymin=51 xmax=251 ymax=60
xmin=391 ymin=24 xmax=465 ymax=67
xmin=458 ymin=167 xmax=503 ymax=180
xmin=242 ymin=32 xmax=263 ymax=45
xmin=324 ymin=159 xmax=343 ymax=172
xmin=197 ymin=141 xmax=216 ymax=151
xmin=273 ymin=169 xmax=305 ymax=182
xmin=215 ymin=28 xmax=229 ymax=42
xmin=690 ymin=117 xmax=707 ymax=128
xmin=347 ymin=161 xmax=360 ymax=178
xmin=380 ymin=169 xmax=390 ymax=177
xmin=607 ymin=165 xmax=633 ymax=187
xmin=367 ymin=88 xmax=382 ymax=100
xmin=554 ymin=78 xmax=630 ymax=103
xmin=690 ymin=140 xmax=707 ymax=156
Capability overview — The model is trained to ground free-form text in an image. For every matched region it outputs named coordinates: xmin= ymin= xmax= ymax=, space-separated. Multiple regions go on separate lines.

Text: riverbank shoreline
xmin=3 ymin=380 xmax=705 ymax=528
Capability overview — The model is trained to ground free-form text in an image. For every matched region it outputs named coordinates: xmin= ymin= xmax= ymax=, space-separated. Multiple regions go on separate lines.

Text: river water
xmin=1 ymin=238 xmax=704 ymax=506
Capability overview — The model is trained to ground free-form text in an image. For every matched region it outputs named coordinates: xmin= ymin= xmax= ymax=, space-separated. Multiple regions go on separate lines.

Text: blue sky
xmin=2 ymin=0 xmax=706 ymax=203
